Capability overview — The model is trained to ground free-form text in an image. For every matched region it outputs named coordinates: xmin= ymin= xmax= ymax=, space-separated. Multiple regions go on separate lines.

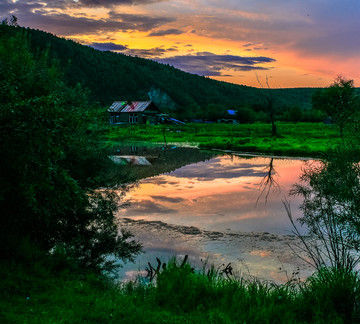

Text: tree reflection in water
xmin=256 ymin=157 xmax=280 ymax=204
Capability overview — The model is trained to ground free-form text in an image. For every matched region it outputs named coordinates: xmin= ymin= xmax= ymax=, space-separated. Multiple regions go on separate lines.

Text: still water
xmin=116 ymin=152 xmax=315 ymax=282
xmin=118 ymin=154 xmax=309 ymax=234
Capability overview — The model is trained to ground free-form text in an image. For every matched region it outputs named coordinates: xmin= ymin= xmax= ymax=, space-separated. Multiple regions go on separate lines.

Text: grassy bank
xmin=106 ymin=122 xmax=342 ymax=158
xmin=2 ymin=253 xmax=360 ymax=323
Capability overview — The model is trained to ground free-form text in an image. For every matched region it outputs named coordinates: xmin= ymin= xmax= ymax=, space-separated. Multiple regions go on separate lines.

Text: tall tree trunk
xmin=271 ymin=120 xmax=277 ymax=137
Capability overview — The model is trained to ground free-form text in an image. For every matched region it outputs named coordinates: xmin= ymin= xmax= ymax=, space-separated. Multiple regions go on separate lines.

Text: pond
xmin=114 ymin=147 xmax=317 ymax=283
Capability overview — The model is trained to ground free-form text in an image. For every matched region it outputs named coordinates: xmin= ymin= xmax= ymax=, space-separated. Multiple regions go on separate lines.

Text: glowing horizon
xmin=2 ymin=0 xmax=360 ymax=88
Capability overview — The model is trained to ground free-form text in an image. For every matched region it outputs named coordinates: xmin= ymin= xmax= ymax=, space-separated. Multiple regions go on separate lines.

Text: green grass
xmin=2 ymin=253 xmax=360 ymax=323
xmin=4 ymin=122 xmax=350 ymax=323
xmin=106 ymin=122 xmax=343 ymax=158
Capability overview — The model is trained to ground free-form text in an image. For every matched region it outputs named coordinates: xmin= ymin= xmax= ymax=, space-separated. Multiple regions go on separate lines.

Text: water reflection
xmin=256 ymin=158 xmax=280 ymax=204
xmin=115 ymin=152 xmax=316 ymax=283
xmin=109 ymin=143 xmax=216 ymax=182
xmin=117 ymin=154 xmax=309 ymax=235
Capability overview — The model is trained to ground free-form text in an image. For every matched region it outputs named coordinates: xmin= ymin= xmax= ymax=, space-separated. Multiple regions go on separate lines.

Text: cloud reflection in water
xmin=117 ymin=155 xmax=309 ymax=235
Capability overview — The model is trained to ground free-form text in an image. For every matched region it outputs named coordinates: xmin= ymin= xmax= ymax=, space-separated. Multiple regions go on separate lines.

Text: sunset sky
xmin=2 ymin=0 xmax=360 ymax=88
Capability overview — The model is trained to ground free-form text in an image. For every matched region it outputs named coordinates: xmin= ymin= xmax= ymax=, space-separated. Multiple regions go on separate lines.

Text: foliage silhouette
xmin=0 ymin=24 xmax=141 ymax=271
xmin=286 ymin=150 xmax=360 ymax=273
xmin=312 ymin=76 xmax=360 ymax=136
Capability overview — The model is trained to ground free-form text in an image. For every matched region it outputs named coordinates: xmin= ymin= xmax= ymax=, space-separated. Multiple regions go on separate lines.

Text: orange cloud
xmin=4 ymin=0 xmax=360 ymax=87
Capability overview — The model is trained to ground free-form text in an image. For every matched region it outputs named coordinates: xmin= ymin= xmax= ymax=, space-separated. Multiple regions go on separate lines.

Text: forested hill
xmin=1 ymin=24 xmax=317 ymax=113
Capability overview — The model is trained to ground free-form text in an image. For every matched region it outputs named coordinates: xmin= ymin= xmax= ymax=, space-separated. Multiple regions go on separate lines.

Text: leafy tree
xmin=312 ymin=76 xmax=360 ymax=136
xmin=302 ymin=108 xmax=325 ymax=123
xmin=281 ymin=106 xmax=303 ymax=123
xmin=206 ymin=103 xmax=227 ymax=121
xmin=148 ymin=87 xmax=176 ymax=111
xmin=236 ymin=106 xmax=257 ymax=123
xmin=0 ymin=26 xmax=141 ymax=271
xmin=287 ymin=150 xmax=360 ymax=272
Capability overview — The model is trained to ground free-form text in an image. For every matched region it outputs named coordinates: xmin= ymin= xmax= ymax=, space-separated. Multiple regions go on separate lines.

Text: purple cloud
xmin=124 ymin=46 xmax=178 ymax=57
xmin=1 ymin=0 xmax=167 ymax=10
xmin=155 ymin=52 xmax=275 ymax=76
xmin=148 ymin=28 xmax=185 ymax=37
xmin=123 ymin=199 xmax=178 ymax=216
xmin=150 ymin=196 xmax=186 ymax=203
xmin=0 ymin=0 xmax=174 ymax=35
xmin=90 ymin=42 xmax=128 ymax=51
xmin=77 ymin=0 xmax=167 ymax=7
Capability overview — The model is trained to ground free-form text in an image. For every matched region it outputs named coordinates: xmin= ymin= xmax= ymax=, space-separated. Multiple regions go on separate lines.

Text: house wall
xmin=109 ymin=112 xmax=129 ymax=124
xmin=109 ymin=112 xmax=159 ymax=124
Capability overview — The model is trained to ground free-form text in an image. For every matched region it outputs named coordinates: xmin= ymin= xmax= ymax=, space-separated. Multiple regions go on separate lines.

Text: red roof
xmin=108 ymin=101 xmax=155 ymax=113
xmin=121 ymin=101 xmax=152 ymax=113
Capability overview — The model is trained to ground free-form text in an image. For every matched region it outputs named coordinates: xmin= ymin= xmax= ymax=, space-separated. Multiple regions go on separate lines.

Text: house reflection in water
xmin=108 ymin=144 xmax=217 ymax=180
xmin=109 ymin=155 xmax=152 ymax=166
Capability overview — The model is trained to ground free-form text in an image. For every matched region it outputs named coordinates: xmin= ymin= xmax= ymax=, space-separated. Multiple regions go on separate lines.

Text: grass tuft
xmin=2 ymin=248 xmax=360 ymax=322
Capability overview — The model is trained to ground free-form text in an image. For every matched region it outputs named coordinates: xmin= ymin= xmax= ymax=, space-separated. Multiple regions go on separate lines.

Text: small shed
xmin=108 ymin=100 xmax=161 ymax=124
xmin=217 ymin=110 xmax=239 ymax=124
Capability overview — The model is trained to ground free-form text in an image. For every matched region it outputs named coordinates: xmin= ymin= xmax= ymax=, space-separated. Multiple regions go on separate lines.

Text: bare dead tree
xmin=256 ymin=74 xmax=277 ymax=137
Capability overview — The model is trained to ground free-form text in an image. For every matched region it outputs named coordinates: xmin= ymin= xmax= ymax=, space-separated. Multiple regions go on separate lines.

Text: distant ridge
xmin=1 ymin=24 xmax=318 ymax=114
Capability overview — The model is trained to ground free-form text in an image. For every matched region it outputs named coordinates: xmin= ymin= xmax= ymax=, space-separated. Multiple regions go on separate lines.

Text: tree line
xmin=1 ymin=23 xmax=323 ymax=122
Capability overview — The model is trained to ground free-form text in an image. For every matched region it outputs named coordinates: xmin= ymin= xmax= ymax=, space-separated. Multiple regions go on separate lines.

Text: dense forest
xmin=0 ymin=24 xmax=321 ymax=121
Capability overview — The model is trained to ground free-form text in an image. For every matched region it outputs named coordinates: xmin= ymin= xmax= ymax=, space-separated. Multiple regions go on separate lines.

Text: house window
xmin=129 ymin=113 xmax=138 ymax=124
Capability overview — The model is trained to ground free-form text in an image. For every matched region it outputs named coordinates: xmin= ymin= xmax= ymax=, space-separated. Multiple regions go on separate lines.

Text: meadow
xmin=106 ymin=122 xmax=342 ymax=158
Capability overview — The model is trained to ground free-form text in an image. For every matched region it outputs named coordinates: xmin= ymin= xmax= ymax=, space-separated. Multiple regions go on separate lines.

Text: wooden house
xmin=108 ymin=101 xmax=161 ymax=124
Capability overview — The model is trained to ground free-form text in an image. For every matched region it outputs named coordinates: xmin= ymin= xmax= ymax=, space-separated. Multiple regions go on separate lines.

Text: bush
xmin=298 ymin=267 xmax=360 ymax=323
xmin=0 ymin=26 xmax=141 ymax=271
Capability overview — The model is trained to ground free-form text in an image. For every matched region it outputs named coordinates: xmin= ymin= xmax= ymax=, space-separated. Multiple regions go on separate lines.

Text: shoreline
xmin=107 ymin=139 xmax=323 ymax=160
xmin=106 ymin=122 xmax=343 ymax=159
xmin=118 ymin=218 xmax=315 ymax=284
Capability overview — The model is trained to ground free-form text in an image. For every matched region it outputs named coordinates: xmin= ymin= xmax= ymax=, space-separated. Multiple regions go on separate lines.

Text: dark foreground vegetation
xmin=0 ymin=22 xmax=142 ymax=273
xmin=2 ymin=20 xmax=360 ymax=323
xmin=2 ymin=253 xmax=360 ymax=323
